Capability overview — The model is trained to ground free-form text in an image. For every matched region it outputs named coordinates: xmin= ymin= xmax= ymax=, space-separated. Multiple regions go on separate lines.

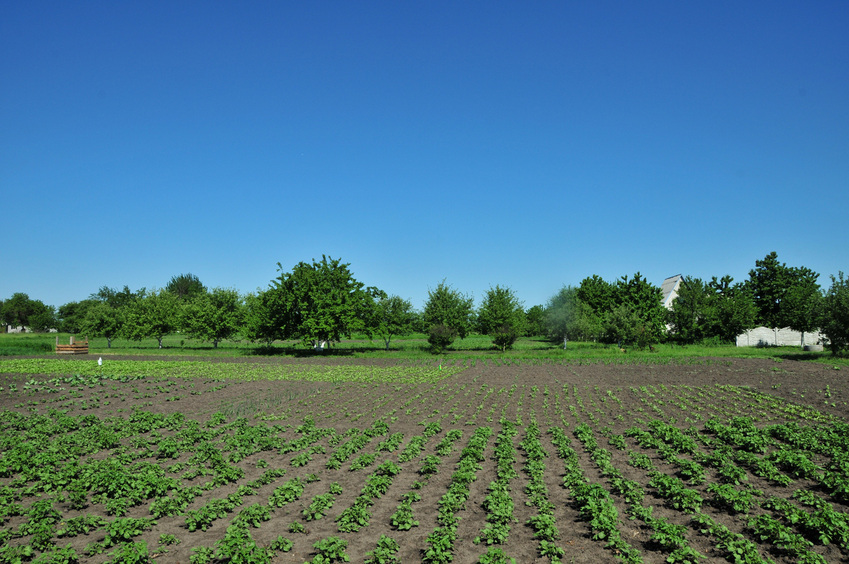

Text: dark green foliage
xmin=165 ymin=273 xmax=206 ymax=300
xmin=822 ymin=272 xmax=849 ymax=355
xmin=428 ymin=324 xmax=457 ymax=353
xmin=611 ymin=272 xmax=665 ymax=346
xmin=270 ymin=256 xmax=378 ymax=347
xmin=0 ymin=293 xmax=55 ymax=332
xmin=477 ymin=285 xmax=525 ymax=351
xmin=423 ymin=280 xmax=475 ymax=340
xmin=56 ymin=299 xmax=98 ymax=334
xmin=523 ymin=305 xmax=546 ymax=337
xmin=747 ymin=252 xmax=821 ymax=339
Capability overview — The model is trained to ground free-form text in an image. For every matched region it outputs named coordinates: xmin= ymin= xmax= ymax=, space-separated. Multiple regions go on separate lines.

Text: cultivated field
xmin=1 ymin=356 xmax=848 ymax=563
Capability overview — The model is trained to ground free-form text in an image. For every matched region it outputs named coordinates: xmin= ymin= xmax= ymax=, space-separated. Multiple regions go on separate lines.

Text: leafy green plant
xmin=364 ymin=535 xmax=401 ymax=564
xmin=307 ymin=536 xmax=349 ymax=563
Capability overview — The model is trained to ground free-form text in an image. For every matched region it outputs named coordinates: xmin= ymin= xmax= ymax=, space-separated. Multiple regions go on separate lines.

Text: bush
xmin=428 ymin=324 xmax=457 ymax=353
xmin=491 ymin=324 xmax=518 ymax=352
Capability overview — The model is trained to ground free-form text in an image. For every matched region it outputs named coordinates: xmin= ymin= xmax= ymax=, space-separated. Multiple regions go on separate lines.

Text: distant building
xmin=660 ymin=275 xmax=682 ymax=310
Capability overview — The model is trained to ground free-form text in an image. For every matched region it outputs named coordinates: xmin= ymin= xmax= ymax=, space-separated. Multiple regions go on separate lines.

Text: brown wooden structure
xmin=56 ymin=336 xmax=89 ymax=355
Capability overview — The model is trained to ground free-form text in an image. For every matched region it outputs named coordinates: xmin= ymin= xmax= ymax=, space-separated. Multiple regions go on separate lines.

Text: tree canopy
xmin=747 ymin=252 xmax=820 ymax=332
xmin=422 ymin=281 xmax=474 ymax=340
xmin=180 ymin=288 xmax=244 ymax=348
xmin=271 ymin=256 xmax=378 ymax=347
xmin=166 ymin=273 xmax=206 ymax=300
xmin=477 ymin=285 xmax=525 ymax=351
xmin=372 ymin=294 xmax=416 ymax=350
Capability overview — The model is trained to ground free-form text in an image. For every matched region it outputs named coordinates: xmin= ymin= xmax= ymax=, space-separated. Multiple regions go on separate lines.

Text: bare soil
xmin=1 ymin=356 xmax=847 ymax=563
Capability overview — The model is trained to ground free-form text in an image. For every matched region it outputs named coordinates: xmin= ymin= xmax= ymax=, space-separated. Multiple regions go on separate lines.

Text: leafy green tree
xmin=422 ymin=281 xmax=474 ymax=340
xmin=80 ymin=302 xmax=124 ymax=348
xmin=603 ymin=304 xmax=643 ymax=347
xmin=666 ymin=276 xmax=710 ymax=344
xmin=613 ymin=272 xmax=665 ymax=345
xmin=1 ymin=293 xmax=35 ymax=330
xmin=27 ymin=300 xmax=56 ymax=333
xmin=372 ymin=294 xmax=416 ymax=350
xmin=782 ymin=271 xmax=823 ymax=346
xmin=545 ymin=286 xmax=602 ymax=342
xmin=271 ymin=256 xmax=377 ymax=348
xmin=243 ymin=289 xmax=287 ymax=346
xmin=477 ymin=285 xmax=525 ymax=351
xmin=180 ymin=288 xmax=244 ymax=348
xmin=122 ymin=289 xmax=180 ymax=348
xmin=704 ymin=276 xmax=757 ymax=343
xmin=748 ymin=252 xmax=822 ymax=344
xmin=0 ymin=293 xmax=55 ymax=332
xmin=90 ymin=285 xmax=142 ymax=309
xmin=577 ymin=275 xmax=617 ymax=314
xmin=165 ymin=273 xmax=206 ymax=300
xmin=524 ymin=305 xmax=546 ymax=337
xmin=821 ymin=272 xmax=849 ymax=355
xmin=57 ymin=299 xmax=98 ymax=334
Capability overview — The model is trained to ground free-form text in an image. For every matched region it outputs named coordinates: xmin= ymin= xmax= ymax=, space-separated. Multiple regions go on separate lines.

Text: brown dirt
xmin=1 ymin=356 xmax=848 ymax=563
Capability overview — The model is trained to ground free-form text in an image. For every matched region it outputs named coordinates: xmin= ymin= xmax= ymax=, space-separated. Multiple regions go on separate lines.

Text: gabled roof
xmin=661 ymin=274 xmax=683 ymax=308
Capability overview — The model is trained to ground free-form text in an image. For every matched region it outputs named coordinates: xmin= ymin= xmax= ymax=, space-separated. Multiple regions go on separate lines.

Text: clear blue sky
xmin=3 ymin=1 xmax=847 ymax=311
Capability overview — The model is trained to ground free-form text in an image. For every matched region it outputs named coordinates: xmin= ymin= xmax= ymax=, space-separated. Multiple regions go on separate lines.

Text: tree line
xmin=1 ymin=253 xmax=847 ymax=354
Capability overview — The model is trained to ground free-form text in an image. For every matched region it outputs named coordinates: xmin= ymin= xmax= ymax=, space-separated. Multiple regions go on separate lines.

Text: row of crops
xmin=0 ymin=361 xmax=847 ymax=563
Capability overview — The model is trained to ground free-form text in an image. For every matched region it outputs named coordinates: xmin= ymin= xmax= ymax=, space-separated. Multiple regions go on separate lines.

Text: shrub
xmin=491 ymin=324 xmax=518 ymax=352
xmin=428 ymin=324 xmax=457 ymax=353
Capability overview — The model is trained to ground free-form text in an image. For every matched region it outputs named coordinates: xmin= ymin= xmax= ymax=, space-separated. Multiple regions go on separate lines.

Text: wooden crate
xmin=56 ymin=336 xmax=89 ymax=355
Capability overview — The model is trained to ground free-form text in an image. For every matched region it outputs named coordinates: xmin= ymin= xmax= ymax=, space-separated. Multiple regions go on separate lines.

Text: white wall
xmin=735 ymin=327 xmax=824 ymax=347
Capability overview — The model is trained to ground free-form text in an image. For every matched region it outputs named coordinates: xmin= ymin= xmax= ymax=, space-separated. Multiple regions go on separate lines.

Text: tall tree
xmin=180 ymin=288 xmax=244 ymax=348
xmin=271 ymin=256 xmax=377 ymax=347
xmin=422 ymin=281 xmax=475 ymax=340
xmin=666 ymin=276 xmax=711 ymax=344
xmin=747 ymin=252 xmax=793 ymax=329
xmin=243 ymin=289 xmax=287 ymax=346
xmin=577 ymin=275 xmax=617 ymax=314
xmin=122 ymin=289 xmax=180 ymax=348
xmin=748 ymin=252 xmax=821 ymax=343
xmin=704 ymin=276 xmax=757 ymax=343
xmin=613 ymin=272 xmax=665 ymax=346
xmin=0 ymin=293 xmax=55 ymax=332
xmin=57 ymin=299 xmax=98 ymax=334
xmin=371 ymin=294 xmax=416 ymax=351
xmin=524 ymin=305 xmax=546 ymax=337
xmin=166 ymin=273 xmax=206 ymax=300
xmin=80 ymin=303 xmax=123 ymax=348
xmin=477 ymin=285 xmax=525 ymax=352
xmin=782 ymin=270 xmax=822 ymax=346
xmin=1 ymin=293 xmax=35 ymax=329
xmin=667 ymin=275 xmax=757 ymax=344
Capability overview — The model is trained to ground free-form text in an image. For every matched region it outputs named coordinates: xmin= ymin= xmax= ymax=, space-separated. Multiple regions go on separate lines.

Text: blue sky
xmin=2 ymin=1 xmax=847 ymax=311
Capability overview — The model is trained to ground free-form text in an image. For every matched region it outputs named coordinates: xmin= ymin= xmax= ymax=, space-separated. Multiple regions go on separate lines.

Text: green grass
xmin=0 ymin=333 xmax=56 ymax=356
xmin=1 ymin=331 xmax=845 ymax=367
